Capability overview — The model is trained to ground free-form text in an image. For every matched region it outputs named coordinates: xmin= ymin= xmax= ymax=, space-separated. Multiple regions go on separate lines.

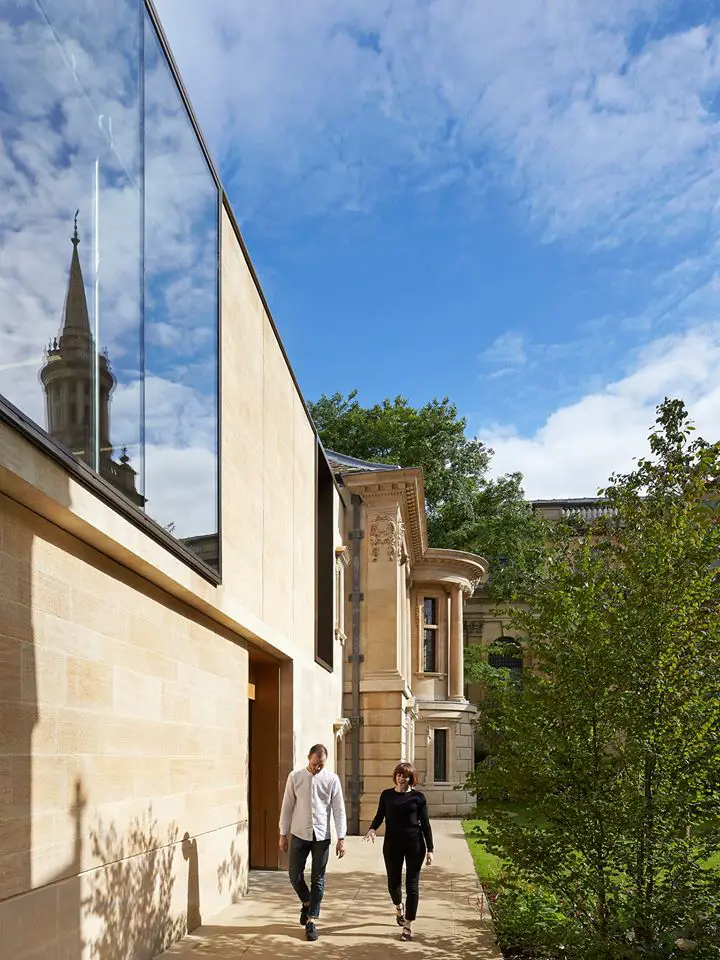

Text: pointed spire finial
xmin=72 ymin=209 xmax=79 ymax=246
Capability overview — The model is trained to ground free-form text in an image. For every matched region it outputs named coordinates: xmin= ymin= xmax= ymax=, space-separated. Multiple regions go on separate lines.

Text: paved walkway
xmin=160 ymin=820 xmax=502 ymax=959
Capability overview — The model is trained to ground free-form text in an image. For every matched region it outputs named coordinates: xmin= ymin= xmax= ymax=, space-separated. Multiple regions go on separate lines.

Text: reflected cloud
xmin=0 ymin=0 xmax=220 ymax=571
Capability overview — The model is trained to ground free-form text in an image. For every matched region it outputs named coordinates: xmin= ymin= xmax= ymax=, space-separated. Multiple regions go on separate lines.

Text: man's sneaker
xmin=306 ymin=921 xmax=319 ymax=942
xmin=300 ymin=904 xmax=309 ymax=926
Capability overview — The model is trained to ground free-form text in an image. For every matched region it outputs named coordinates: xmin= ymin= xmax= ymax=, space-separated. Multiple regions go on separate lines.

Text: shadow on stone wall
xmin=84 ymin=807 xmax=185 ymax=960
xmin=182 ymin=832 xmax=201 ymax=932
xmin=216 ymin=816 xmax=249 ymax=905
xmin=0 ymin=472 xmax=80 ymax=958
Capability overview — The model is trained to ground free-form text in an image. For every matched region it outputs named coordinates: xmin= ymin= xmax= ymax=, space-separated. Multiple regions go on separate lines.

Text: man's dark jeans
xmin=288 ymin=834 xmax=331 ymax=919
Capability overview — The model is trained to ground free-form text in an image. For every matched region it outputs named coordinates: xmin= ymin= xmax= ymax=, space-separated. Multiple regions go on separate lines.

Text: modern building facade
xmin=0 ymin=3 xmax=346 ymax=957
xmin=0 ymin=2 xmax=489 ymax=958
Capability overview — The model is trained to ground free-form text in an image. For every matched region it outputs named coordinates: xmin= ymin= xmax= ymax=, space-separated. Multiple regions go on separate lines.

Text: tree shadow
xmin=84 ymin=806 xmax=186 ymax=960
xmin=160 ymin=863 xmax=500 ymax=960
xmin=216 ymin=816 xmax=249 ymax=905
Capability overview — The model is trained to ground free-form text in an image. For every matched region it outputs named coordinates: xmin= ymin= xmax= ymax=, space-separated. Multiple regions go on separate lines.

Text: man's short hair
xmin=308 ymin=743 xmax=328 ymax=758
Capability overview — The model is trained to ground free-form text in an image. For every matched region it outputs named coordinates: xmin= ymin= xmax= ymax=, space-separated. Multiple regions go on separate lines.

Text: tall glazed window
xmin=0 ymin=0 xmax=144 ymax=504
xmin=143 ymin=9 xmax=219 ymax=569
xmin=0 ymin=1 xmax=220 ymax=575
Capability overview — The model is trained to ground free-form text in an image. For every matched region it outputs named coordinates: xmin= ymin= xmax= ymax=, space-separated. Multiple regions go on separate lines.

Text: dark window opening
xmin=315 ymin=443 xmax=335 ymax=670
xmin=423 ymin=597 xmax=437 ymax=624
xmin=423 ymin=629 xmax=437 ymax=673
xmin=488 ymin=637 xmax=523 ymax=683
xmin=434 ymin=729 xmax=448 ymax=782
xmin=423 ymin=596 xmax=438 ymax=673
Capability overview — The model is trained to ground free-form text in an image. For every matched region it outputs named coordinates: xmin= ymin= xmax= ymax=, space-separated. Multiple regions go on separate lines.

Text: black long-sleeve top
xmin=370 ymin=788 xmax=434 ymax=852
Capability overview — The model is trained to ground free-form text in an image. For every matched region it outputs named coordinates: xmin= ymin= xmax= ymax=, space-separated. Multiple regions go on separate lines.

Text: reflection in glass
xmin=0 ymin=0 xmax=220 ymax=572
xmin=0 ymin=0 xmax=143 ymax=503
xmin=39 ymin=217 xmax=144 ymax=505
xmin=423 ymin=597 xmax=437 ymax=625
xmin=143 ymin=9 xmax=219 ymax=569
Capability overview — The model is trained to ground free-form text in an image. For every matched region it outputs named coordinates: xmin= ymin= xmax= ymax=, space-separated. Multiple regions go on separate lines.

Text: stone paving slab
xmin=159 ymin=820 xmax=502 ymax=959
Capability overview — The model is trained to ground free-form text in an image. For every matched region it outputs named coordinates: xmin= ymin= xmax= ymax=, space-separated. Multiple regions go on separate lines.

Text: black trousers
xmin=288 ymin=834 xmax=331 ymax=919
xmin=382 ymin=835 xmax=426 ymax=922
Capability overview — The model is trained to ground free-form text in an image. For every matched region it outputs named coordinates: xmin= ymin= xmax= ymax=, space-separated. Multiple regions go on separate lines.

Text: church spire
xmin=60 ymin=210 xmax=91 ymax=340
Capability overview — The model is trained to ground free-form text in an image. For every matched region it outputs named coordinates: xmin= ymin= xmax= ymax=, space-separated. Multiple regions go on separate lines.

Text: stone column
xmin=449 ymin=584 xmax=465 ymax=700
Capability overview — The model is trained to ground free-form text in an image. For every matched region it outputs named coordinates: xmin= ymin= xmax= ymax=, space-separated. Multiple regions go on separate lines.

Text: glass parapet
xmin=0 ymin=0 xmax=220 ymax=573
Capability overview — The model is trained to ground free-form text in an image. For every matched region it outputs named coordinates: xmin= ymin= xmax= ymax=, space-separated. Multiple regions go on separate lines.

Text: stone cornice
xmin=342 ymin=468 xmax=427 ymax=564
xmin=413 ymin=548 xmax=488 ymax=595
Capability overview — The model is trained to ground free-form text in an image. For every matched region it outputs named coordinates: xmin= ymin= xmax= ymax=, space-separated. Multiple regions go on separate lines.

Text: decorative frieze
xmin=369 ymin=514 xmax=398 ymax=562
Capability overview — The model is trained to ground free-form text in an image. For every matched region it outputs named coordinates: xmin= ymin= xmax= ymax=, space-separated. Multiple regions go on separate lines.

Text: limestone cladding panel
xmin=292 ymin=656 xmax=343 ymax=776
xmin=261 ymin=323 xmax=295 ymax=638
xmin=220 ymin=212 xmax=264 ymax=618
xmin=0 ymin=495 xmax=250 ymax=957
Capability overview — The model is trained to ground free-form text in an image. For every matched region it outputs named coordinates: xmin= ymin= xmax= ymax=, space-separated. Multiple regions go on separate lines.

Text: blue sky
xmin=155 ymin=0 xmax=720 ymax=498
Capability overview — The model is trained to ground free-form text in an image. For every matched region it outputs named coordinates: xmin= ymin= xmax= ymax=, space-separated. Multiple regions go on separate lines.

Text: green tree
xmin=309 ymin=391 xmax=545 ymax=597
xmin=471 ymin=399 xmax=720 ymax=957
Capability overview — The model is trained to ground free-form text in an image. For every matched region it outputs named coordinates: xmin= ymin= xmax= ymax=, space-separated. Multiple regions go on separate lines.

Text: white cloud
xmin=482 ymin=324 xmax=720 ymax=498
xmin=481 ymin=332 xmax=528 ymax=371
xmin=154 ymin=0 xmax=720 ymax=242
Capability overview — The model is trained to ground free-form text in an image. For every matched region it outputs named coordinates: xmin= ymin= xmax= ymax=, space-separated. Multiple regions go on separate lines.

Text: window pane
xmin=316 ymin=445 xmax=334 ymax=669
xmin=0 ymin=0 xmax=143 ymax=501
xmin=423 ymin=628 xmax=436 ymax=673
xmin=143 ymin=11 xmax=219 ymax=569
xmin=434 ymin=729 xmax=447 ymax=782
xmin=423 ymin=597 xmax=437 ymax=625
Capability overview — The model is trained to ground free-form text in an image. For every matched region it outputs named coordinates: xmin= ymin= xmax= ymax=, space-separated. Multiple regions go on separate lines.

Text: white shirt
xmin=279 ymin=767 xmax=347 ymax=841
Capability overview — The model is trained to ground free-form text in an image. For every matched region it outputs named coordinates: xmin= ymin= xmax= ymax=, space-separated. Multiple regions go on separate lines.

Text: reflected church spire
xmin=40 ymin=215 xmax=145 ymax=508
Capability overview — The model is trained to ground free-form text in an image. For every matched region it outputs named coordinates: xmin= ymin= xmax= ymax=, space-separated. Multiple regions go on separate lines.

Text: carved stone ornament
xmin=369 ymin=514 xmax=397 ymax=562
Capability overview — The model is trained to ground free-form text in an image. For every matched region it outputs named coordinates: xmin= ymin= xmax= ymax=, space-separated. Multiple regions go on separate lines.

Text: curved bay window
xmin=0 ymin=0 xmax=220 ymax=576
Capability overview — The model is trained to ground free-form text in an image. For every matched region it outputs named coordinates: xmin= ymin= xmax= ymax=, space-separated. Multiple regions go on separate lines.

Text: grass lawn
xmin=463 ymin=804 xmax=720 ymax=885
xmin=462 ymin=802 xmax=530 ymax=888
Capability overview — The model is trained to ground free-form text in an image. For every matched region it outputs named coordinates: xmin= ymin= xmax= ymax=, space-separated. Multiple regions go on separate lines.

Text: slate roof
xmin=325 ymin=449 xmax=403 ymax=476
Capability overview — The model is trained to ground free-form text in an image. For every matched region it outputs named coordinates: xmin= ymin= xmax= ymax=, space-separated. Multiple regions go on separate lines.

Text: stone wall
xmin=0 ymin=494 xmax=249 ymax=959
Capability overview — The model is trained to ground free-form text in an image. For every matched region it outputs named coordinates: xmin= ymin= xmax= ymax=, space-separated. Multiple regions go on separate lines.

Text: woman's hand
xmin=364 ymin=828 xmax=376 ymax=843
xmin=425 ymin=851 xmax=434 ymax=866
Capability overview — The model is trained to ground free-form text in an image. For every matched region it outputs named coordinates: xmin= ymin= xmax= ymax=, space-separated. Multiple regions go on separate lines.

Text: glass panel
xmin=0 ymin=0 xmax=143 ymax=502
xmin=434 ymin=729 xmax=447 ymax=783
xmin=143 ymin=10 xmax=219 ymax=569
xmin=423 ymin=628 xmax=437 ymax=673
xmin=423 ymin=597 xmax=437 ymax=625
xmin=316 ymin=445 xmax=334 ymax=668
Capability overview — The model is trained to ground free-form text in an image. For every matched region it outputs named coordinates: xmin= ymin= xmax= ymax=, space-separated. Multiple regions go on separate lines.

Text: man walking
xmin=279 ymin=744 xmax=347 ymax=941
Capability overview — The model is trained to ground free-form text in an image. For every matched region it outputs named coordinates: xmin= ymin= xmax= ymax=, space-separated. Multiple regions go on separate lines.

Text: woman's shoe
xmin=401 ymin=925 xmax=412 ymax=941
xmin=395 ymin=903 xmax=406 ymax=926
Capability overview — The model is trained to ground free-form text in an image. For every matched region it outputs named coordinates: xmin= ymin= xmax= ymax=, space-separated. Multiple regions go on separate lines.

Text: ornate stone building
xmin=328 ymin=452 xmax=488 ymax=827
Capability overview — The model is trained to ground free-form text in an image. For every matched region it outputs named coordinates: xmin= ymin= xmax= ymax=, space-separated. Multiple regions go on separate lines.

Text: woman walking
xmin=365 ymin=761 xmax=434 ymax=941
